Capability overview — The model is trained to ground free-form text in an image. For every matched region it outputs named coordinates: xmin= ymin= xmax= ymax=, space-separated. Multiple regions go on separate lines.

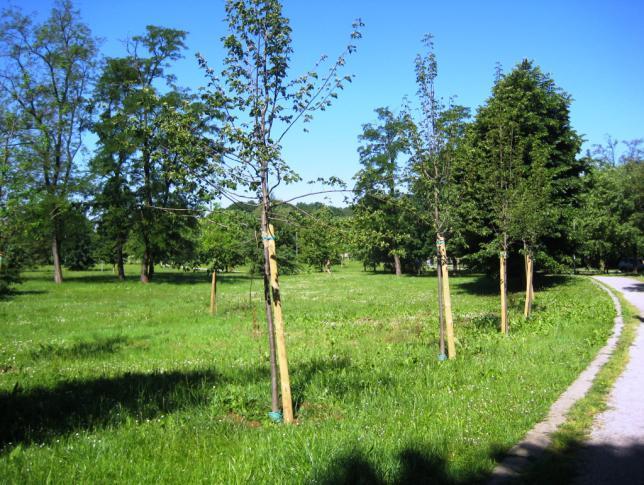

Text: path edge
xmin=487 ymin=277 xmax=623 ymax=484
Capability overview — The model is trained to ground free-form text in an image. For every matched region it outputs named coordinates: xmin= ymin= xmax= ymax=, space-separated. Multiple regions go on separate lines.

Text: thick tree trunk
xmin=148 ymin=258 xmax=154 ymax=278
xmin=116 ymin=244 xmax=125 ymax=281
xmin=52 ymin=234 xmax=63 ymax=284
xmin=140 ymin=250 xmax=150 ymax=283
xmin=393 ymin=253 xmax=402 ymax=276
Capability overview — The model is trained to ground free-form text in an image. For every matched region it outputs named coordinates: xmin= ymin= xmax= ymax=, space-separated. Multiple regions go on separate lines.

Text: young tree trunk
xmin=52 ymin=233 xmax=63 ymax=284
xmin=262 ymin=242 xmax=279 ymax=413
xmin=437 ymin=235 xmax=456 ymax=359
xmin=116 ymin=244 xmax=125 ymax=281
xmin=393 ymin=253 xmax=402 ymax=276
xmin=260 ymin=174 xmax=279 ymax=415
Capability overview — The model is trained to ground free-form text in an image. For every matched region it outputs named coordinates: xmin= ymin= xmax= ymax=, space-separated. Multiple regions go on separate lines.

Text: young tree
xmin=353 ymin=107 xmax=414 ymax=275
xmin=0 ymin=0 xmax=98 ymax=284
xmin=198 ymin=0 xmax=362 ymax=423
xmin=409 ymin=35 xmax=469 ymax=359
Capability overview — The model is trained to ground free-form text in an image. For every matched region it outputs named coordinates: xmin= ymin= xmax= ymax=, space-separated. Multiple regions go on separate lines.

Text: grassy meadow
xmin=0 ymin=263 xmax=613 ymax=483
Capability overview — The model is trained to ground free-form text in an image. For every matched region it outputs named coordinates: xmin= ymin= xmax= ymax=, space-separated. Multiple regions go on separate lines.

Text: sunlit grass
xmin=0 ymin=263 xmax=613 ymax=483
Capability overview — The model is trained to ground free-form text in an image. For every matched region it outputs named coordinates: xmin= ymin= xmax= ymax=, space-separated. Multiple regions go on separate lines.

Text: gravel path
xmin=576 ymin=276 xmax=644 ymax=484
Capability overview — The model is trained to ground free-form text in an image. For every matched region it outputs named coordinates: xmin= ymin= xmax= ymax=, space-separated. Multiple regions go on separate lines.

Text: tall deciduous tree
xmin=91 ymin=58 xmax=138 ymax=280
xmin=0 ymin=0 xmax=97 ymax=284
xmin=577 ymin=139 xmax=643 ymax=271
xmin=198 ymin=0 xmax=362 ymax=422
xmin=125 ymin=26 xmax=190 ymax=283
xmin=354 ymin=107 xmax=413 ymax=276
xmin=0 ymin=104 xmax=28 ymax=293
xmin=91 ymin=27 xmax=208 ymax=282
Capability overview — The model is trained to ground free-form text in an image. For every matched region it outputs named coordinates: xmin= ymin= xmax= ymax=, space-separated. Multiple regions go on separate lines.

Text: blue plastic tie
xmin=268 ymin=411 xmax=283 ymax=423
xmin=438 ymin=353 xmax=448 ymax=362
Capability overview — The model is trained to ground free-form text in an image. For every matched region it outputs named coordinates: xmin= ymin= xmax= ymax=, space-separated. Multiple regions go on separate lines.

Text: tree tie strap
xmin=268 ymin=411 xmax=283 ymax=423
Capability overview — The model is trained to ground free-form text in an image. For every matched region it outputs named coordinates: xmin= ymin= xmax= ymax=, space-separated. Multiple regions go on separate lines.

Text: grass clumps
xmin=0 ymin=264 xmax=613 ymax=483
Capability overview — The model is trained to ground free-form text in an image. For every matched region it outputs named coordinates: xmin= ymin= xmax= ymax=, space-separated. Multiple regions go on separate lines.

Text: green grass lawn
xmin=0 ymin=263 xmax=613 ymax=484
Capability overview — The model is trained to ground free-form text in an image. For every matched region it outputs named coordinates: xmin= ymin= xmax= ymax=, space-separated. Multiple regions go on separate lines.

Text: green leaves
xmin=464 ymin=60 xmax=582 ymax=260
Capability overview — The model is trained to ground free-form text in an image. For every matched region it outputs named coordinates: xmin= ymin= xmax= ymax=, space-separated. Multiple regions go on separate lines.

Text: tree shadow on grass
xmin=0 ymin=289 xmax=47 ymax=301
xmin=0 ymin=369 xmax=222 ymax=450
xmin=22 ymin=271 xmax=251 ymax=286
xmin=0 ymin=353 xmax=382 ymax=451
xmin=225 ymin=355 xmax=365 ymax=416
xmin=468 ymin=313 xmax=501 ymax=330
xmin=290 ymin=356 xmax=361 ymax=414
xmin=318 ymin=447 xmax=486 ymax=484
xmin=29 ymin=336 xmax=130 ymax=361
xmin=456 ymin=274 xmax=572 ymax=297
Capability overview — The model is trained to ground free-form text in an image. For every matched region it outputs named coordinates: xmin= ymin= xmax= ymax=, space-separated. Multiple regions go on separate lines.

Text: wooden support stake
xmin=210 ymin=270 xmax=217 ymax=315
xmin=524 ymin=253 xmax=534 ymax=318
xmin=500 ymin=252 xmax=508 ymax=334
xmin=438 ymin=236 xmax=456 ymax=359
xmin=437 ymin=252 xmax=446 ymax=358
xmin=265 ymin=224 xmax=294 ymax=424
xmin=530 ymin=257 xmax=535 ymax=304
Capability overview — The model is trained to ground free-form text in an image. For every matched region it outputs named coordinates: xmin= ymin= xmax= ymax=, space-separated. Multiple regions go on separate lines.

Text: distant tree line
xmin=0 ymin=0 xmax=641 ymax=296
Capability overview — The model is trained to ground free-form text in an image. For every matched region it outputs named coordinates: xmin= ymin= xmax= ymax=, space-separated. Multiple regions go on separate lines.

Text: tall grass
xmin=0 ymin=264 xmax=613 ymax=483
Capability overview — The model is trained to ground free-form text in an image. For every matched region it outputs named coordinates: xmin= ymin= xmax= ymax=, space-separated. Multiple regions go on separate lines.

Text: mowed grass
xmin=0 ymin=263 xmax=613 ymax=484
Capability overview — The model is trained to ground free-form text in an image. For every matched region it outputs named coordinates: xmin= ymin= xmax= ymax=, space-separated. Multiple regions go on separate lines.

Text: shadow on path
xmin=519 ymin=439 xmax=644 ymax=484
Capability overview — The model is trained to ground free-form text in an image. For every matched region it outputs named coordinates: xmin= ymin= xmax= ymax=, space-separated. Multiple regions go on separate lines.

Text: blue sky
xmin=8 ymin=0 xmax=644 ymax=205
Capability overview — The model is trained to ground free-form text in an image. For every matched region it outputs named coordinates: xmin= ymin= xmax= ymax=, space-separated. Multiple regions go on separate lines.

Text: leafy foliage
xmin=464 ymin=60 xmax=583 ymax=271
xmin=353 ymin=107 xmax=415 ymax=274
xmin=0 ymin=0 xmax=98 ymax=283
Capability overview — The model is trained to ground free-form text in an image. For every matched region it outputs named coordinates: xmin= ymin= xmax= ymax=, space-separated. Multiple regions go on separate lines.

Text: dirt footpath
xmin=576 ymin=276 xmax=644 ymax=484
